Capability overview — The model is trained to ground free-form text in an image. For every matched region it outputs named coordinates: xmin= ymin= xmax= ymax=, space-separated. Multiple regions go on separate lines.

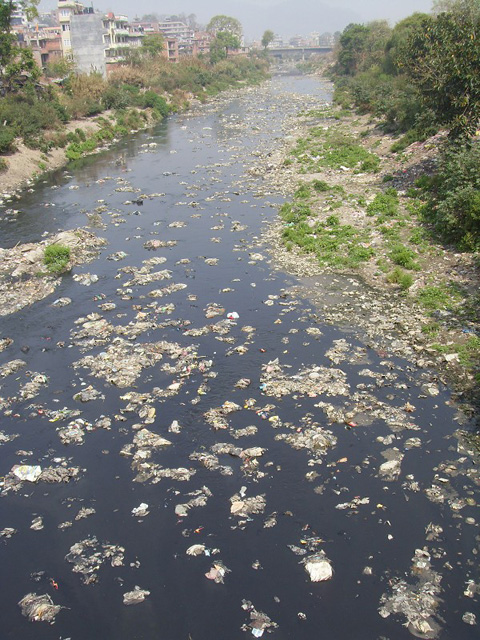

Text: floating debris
xmin=18 ymin=593 xmax=62 ymax=623
xmin=123 ymin=586 xmax=150 ymax=605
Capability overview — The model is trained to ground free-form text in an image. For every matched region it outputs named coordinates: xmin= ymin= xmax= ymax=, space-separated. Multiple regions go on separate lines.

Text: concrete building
xmin=70 ymin=11 xmax=145 ymax=76
xmin=29 ymin=28 xmax=63 ymax=70
xmin=156 ymin=20 xmax=194 ymax=42
xmin=192 ymin=31 xmax=211 ymax=57
xmin=102 ymin=13 xmax=144 ymax=71
xmin=130 ymin=21 xmax=180 ymax=62
xmin=70 ymin=12 xmax=107 ymax=75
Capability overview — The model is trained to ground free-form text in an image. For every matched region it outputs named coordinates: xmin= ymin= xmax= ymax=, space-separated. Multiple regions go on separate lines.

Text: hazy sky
xmin=40 ymin=0 xmax=434 ymax=40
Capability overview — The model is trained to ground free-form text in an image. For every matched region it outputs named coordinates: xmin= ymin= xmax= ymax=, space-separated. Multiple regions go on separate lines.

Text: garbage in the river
xmin=65 ymin=537 xmax=125 ymax=584
xmin=241 ymin=600 xmax=278 ymax=636
xmin=123 ymin=586 xmax=150 ymax=605
xmin=18 ymin=593 xmax=62 ymax=623
xmin=379 ymin=549 xmax=442 ymax=638
xmin=132 ymin=503 xmax=149 ymax=517
xmin=186 ymin=544 xmax=206 ymax=556
xmin=463 ymin=612 xmax=477 ymax=625
xmin=205 ymin=561 xmax=230 ymax=584
xmin=30 ymin=516 xmax=44 ymax=530
xmin=304 ymin=552 xmax=333 ymax=582
xmin=12 ymin=465 xmax=42 ymax=482
xmin=230 ymin=493 xmax=266 ymax=516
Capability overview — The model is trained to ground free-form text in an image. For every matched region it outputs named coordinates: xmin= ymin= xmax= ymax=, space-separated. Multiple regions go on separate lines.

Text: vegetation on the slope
xmin=0 ymin=14 xmax=268 ymax=164
xmin=329 ymin=0 xmax=480 ymax=249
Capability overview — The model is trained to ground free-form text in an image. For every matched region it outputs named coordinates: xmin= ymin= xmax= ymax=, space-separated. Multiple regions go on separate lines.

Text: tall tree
xmin=141 ymin=33 xmax=164 ymax=57
xmin=400 ymin=8 xmax=480 ymax=137
xmin=261 ymin=29 xmax=274 ymax=49
xmin=1 ymin=0 xmax=40 ymax=93
xmin=209 ymin=30 xmax=240 ymax=64
xmin=206 ymin=15 xmax=242 ymax=38
xmin=432 ymin=0 xmax=480 ymax=17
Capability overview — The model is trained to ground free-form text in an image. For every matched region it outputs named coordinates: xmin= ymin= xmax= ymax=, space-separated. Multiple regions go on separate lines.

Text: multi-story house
xmin=70 ymin=11 xmax=145 ymax=76
xmin=28 ymin=28 xmax=63 ymax=70
xmin=130 ymin=21 xmax=180 ymax=63
xmin=102 ymin=13 xmax=144 ymax=70
xmin=57 ymin=0 xmax=85 ymax=58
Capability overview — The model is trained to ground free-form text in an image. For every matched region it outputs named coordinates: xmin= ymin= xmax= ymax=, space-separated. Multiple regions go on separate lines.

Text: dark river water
xmin=0 ymin=75 xmax=478 ymax=640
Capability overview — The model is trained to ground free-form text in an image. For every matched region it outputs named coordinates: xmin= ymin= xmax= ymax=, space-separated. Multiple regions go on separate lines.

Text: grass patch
xmin=416 ymin=285 xmax=452 ymax=310
xmin=291 ymin=129 xmax=380 ymax=173
xmin=386 ymin=266 xmax=414 ymax=290
xmin=389 ymin=244 xmax=420 ymax=270
xmin=280 ymin=204 xmax=374 ymax=269
xmin=312 ymin=179 xmax=331 ymax=192
xmin=44 ymin=244 xmax=71 ymax=274
xmin=366 ymin=188 xmax=399 ymax=218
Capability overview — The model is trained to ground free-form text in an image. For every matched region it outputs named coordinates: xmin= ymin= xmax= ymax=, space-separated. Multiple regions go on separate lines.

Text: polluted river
xmin=0 ymin=74 xmax=479 ymax=640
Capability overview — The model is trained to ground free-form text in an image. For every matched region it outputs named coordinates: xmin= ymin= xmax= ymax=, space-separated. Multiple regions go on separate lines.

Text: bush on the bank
xmin=424 ymin=140 xmax=480 ymax=249
xmin=387 ymin=266 xmax=413 ymax=289
xmin=0 ymin=126 xmax=16 ymax=153
xmin=0 ymin=157 xmax=8 ymax=172
xmin=390 ymin=244 xmax=420 ymax=270
xmin=0 ymin=93 xmax=65 ymax=146
xmin=367 ymin=189 xmax=399 ymax=218
xmin=142 ymin=91 xmax=169 ymax=117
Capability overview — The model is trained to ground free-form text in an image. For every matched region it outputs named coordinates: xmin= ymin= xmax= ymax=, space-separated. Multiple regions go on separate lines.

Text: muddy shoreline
xmin=256 ymin=87 xmax=479 ymax=415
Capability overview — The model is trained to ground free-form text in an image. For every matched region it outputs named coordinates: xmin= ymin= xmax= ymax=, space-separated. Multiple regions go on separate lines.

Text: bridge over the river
xmin=268 ymin=46 xmax=333 ymax=61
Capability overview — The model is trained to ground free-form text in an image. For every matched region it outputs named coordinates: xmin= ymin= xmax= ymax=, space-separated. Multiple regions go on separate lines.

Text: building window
xmin=61 ymin=24 xmax=70 ymax=31
xmin=63 ymin=38 xmax=71 ymax=47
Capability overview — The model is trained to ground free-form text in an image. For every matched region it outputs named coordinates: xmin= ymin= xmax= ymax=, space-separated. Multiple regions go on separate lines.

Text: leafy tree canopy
xmin=209 ymin=30 xmax=240 ymax=64
xmin=141 ymin=33 xmax=165 ymax=56
xmin=399 ymin=9 xmax=480 ymax=137
xmin=206 ymin=14 xmax=242 ymax=37
xmin=336 ymin=21 xmax=391 ymax=76
xmin=1 ymin=0 xmax=40 ymax=92
xmin=261 ymin=29 xmax=275 ymax=49
xmin=384 ymin=12 xmax=431 ymax=74
xmin=431 ymin=0 xmax=480 ymax=18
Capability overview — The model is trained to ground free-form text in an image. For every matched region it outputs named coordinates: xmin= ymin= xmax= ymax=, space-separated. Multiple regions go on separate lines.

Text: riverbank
xmin=0 ymin=56 xmax=269 ymax=198
xmin=259 ymin=95 xmax=479 ymax=412
xmin=0 ymin=74 xmax=478 ymax=640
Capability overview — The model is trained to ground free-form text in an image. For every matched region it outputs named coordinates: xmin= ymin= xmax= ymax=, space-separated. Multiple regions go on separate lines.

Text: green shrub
xmin=424 ymin=141 xmax=480 ymax=249
xmin=326 ymin=214 xmax=340 ymax=226
xmin=387 ymin=266 xmax=413 ymax=289
xmin=84 ymin=101 xmax=102 ymax=117
xmin=390 ymin=244 xmax=420 ymax=270
xmin=359 ymin=156 xmax=380 ymax=172
xmin=416 ymin=285 xmax=451 ymax=310
xmin=102 ymin=85 xmax=134 ymax=110
xmin=367 ymin=188 xmax=399 ymax=218
xmin=312 ymin=179 xmax=331 ymax=192
xmin=0 ymin=126 xmax=16 ymax=153
xmin=294 ymin=184 xmax=311 ymax=199
xmin=390 ymin=128 xmax=421 ymax=153
xmin=0 ymin=157 xmax=8 ymax=172
xmin=75 ymin=127 xmax=86 ymax=141
xmin=142 ymin=90 xmax=169 ymax=117
xmin=44 ymin=244 xmax=71 ymax=274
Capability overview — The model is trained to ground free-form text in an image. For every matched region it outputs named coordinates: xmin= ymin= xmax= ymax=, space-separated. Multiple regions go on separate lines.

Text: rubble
xmin=65 ymin=537 xmax=125 ymax=584
xmin=18 ymin=593 xmax=62 ymax=623
xmin=123 ymin=587 xmax=150 ymax=605
xmin=0 ymin=229 xmax=105 ymax=315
